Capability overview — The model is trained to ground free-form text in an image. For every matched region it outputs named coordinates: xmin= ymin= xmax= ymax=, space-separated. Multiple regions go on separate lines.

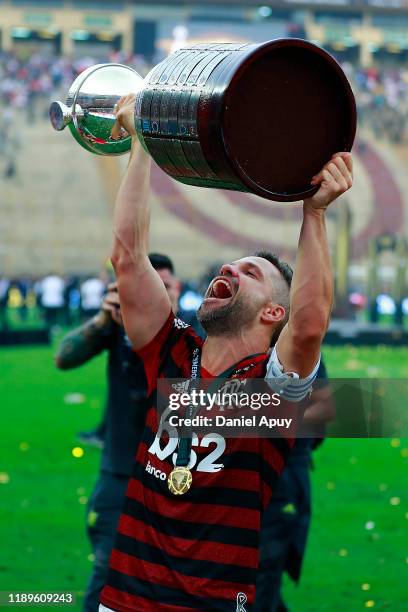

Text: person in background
xmin=77 ymin=254 xmax=181 ymax=448
xmin=0 ymin=276 xmax=11 ymax=329
xmin=80 ymin=275 xmax=107 ymax=321
xmin=37 ymin=272 xmax=65 ymax=328
xmin=255 ymin=360 xmax=335 ymax=612
xmin=17 ymin=277 xmax=30 ymax=322
xmin=63 ymin=275 xmax=81 ymax=326
xmin=55 ymin=253 xmax=180 ymax=612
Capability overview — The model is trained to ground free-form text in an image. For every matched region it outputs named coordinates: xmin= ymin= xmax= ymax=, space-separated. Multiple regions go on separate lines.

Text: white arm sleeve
xmin=265 ymin=346 xmax=320 ymax=402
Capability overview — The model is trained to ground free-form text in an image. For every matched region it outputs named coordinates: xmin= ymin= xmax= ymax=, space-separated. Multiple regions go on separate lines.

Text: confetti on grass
xmin=64 ymin=393 xmax=86 ymax=405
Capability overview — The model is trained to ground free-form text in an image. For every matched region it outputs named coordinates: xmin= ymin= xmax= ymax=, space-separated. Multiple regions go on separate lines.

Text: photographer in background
xmin=55 ymin=253 xmax=180 ymax=612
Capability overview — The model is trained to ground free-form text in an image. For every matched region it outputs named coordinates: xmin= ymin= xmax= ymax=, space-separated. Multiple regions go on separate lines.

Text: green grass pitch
xmin=0 ymin=342 xmax=407 ymax=610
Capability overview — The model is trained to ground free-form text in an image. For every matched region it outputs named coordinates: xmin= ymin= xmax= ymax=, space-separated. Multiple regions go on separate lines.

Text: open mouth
xmin=206 ymin=277 xmax=236 ymax=301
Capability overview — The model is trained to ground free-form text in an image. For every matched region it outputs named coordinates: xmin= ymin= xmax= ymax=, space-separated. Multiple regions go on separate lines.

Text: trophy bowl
xmin=49 ymin=63 xmax=144 ymax=156
xmin=50 ymin=39 xmax=356 ymax=201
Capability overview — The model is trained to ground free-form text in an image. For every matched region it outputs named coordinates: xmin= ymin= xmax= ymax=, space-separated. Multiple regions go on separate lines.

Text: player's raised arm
xmin=276 ymin=153 xmax=353 ymax=377
xmin=110 ymin=94 xmax=171 ymax=350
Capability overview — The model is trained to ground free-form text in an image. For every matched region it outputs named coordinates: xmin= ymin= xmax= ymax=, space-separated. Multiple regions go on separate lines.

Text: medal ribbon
xmin=175 ymin=347 xmax=201 ymax=468
xmin=174 ymin=348 xmax=258 ymax=468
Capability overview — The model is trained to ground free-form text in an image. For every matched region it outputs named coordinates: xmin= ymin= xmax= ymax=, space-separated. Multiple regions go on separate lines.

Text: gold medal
xmin=168 ymin=466 xmax=192 ymax=495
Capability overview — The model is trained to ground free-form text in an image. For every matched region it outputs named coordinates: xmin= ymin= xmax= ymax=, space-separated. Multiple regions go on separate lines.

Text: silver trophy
xmin=49 ymin=63 xmax=144 ymax=156
xmin=50 ymin=42 xmax=356 ymax=201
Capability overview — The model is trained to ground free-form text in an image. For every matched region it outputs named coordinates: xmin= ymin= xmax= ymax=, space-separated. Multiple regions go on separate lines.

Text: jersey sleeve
xmin=134 ymin=313 xmax=191 ymax=395
xmin=264 ymin=346 xmax=320 ymax=403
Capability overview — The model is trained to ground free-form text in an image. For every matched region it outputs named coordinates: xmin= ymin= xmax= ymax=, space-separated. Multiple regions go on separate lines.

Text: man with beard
xmin=99 ymin=94 xmax=353 ymax=612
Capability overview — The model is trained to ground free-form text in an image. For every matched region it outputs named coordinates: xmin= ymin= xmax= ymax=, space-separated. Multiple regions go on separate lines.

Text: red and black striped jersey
xmin=100 ymin=314 xmax=293 ymax=611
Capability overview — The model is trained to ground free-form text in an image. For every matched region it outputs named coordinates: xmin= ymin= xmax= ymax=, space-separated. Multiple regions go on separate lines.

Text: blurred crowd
xmin=0 ymin=272 xmax=108 ymax=328
xmin=0 ymin=49 xmax=151 ymax=178
xmin=348 ymin=63 xmax=408 ymax=142
xmin=0 ymin=49 xmax=150 ymax=114
xmin=0 ymin=269 xmax=205 ymax=331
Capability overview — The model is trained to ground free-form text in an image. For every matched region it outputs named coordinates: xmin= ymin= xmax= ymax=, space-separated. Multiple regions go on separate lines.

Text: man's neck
xmin=201 ymin=333 xmax=269 ymax=376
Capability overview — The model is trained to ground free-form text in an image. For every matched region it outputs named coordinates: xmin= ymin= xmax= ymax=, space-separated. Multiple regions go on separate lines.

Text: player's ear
xmin=260 ymin=303 xmax=285 ymax=325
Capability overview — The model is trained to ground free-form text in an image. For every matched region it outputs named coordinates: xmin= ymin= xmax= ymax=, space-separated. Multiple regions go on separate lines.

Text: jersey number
xmin=148 ymin=408 xmax=225 ymax=473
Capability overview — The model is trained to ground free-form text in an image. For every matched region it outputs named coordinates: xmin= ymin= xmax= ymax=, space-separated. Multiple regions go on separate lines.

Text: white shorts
xmin=99 ymin=606 xmax=114 ymax=612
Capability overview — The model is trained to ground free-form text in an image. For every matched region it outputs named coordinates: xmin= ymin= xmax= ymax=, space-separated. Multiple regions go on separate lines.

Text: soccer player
xmin=99 ymin=94 xmax=353 ymax=611
xmin=55 ymin=254 xmax=180 ymax=612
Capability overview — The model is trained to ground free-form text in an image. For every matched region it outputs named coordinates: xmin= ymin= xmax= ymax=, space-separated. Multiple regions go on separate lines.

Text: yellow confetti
xmin=349 ymin=456 xmax=358 ymax=465
xmin=401 ymin=449 xmax=408 ymax=458
xmin=391 ymin=439 xmax=401 ymax=448
xmin=0 ymin=472 xmax=10 ymax=484
xmin=88 ymin=511 xmax=98 ymax=527
xmin=77 ymin=487 xmax=86 ymax=495
xmin=327 ymin=481 xmax=336 ymax=491
xmin=365 ymin=601 xmax=375 ymax=608
xmin=282 ymin=503 xmax=296 ymax=514
xmin=405 ymin=512 xmax=408 ymax=520
xmin=72 ymin=447 xmax=84 ymax=458
xmin=19 ymin=442 xmax=29 ymax=452
xmin=379 ymin=483 xmax=388 ymax=492
xmin=87 ymin=553 xmax=95 ymax=562
xmin=361 ymin=584 xmax=370 ymax=591
xmin=339 ymin=548 xmax=348 ymax=557
xmin=79 ymin=496 xmax=88 ymax=505
xmin=345 ymin=359 xmax=363 ymax=371
xmin=390 ymin=497 xmax=400 ymax=506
